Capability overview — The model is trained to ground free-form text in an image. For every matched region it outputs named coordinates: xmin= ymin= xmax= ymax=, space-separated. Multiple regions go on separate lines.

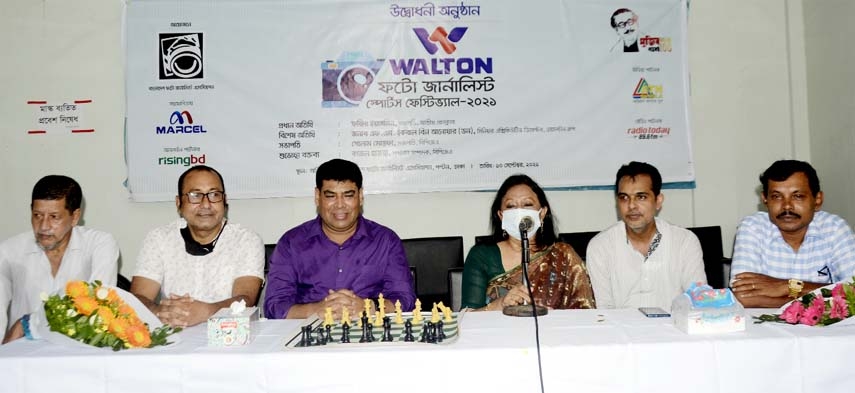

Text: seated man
xmin=1 ymin=175 xmax=118 ymax=342
xmin=587 ymin=161 xmax=706 ymax=311
xmin=265 ymin=159 xmax=415 ymax=319
xmin=731 ymin=160 xmax=855 ymax=307
xmin=131 ymin=165 xmax=264 ymax=327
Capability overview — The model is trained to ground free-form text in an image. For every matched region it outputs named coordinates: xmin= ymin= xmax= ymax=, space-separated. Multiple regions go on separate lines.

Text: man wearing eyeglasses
xmin=131 ymin=165 xmax=264 ymax=327
xmin=610 ymin=8 xmax=640 ymax=53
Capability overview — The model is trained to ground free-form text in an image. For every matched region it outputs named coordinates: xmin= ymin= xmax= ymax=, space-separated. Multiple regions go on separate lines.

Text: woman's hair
xmin=488 ymin=174 xmax=558 ymax=246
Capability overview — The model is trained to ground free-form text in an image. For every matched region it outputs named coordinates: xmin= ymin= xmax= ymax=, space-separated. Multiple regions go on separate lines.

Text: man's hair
xmin=316 ymin=159 xmax=363 ymax=189
xmin=610 ymin=8 xmax=636 ymax=28
xmin=177 ymin=165 xmax=226 ymax=196
xmin=614 ymin=161 xmax=662 ymax=196
xmin=759 ymin=160 xmax=820 ymax=197
xmin=488 ymin=174 xmax=558 ymax=246
xmin=31 ymin=175 xmax=83 ymax=213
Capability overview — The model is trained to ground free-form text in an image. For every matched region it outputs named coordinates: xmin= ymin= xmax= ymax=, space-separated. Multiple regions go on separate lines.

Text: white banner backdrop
xmin=125 ymin=0 xmax=692 ymax=201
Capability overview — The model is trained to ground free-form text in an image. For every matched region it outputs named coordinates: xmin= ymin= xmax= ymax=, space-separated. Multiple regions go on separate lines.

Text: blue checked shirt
xmin=731 ymin=211 xmax=855 ymax=284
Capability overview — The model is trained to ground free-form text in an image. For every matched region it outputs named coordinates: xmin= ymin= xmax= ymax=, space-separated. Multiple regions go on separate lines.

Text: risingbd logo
xmin=413 ymin=27 xmax=468 ymax=55
xmin=633 ymin=78 xmax=663 ymax=100
xmin=156 ymin=110 xmax=207 ymax=134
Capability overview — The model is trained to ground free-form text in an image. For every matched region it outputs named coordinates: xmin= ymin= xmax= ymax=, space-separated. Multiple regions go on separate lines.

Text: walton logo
xmin=389 ymin=26 xmax=490 ymax=76
xmin=413 ymin=27 xmax=468 ymax=55
xmin=156 ymin=110 xmax=207 ymax=134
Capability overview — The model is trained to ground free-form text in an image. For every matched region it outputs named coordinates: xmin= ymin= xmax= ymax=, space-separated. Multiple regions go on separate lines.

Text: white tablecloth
xmin=1 ymin=309 xmax=853 ymax=393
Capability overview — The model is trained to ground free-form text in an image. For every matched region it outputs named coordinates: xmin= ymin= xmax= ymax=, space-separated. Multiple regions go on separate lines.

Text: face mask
xmin=501 ymin=208 xmax=542 ymax=240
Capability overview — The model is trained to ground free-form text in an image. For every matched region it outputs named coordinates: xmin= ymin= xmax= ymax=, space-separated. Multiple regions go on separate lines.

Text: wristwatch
xmin=788 ymin=279 xmax=804 ymax=299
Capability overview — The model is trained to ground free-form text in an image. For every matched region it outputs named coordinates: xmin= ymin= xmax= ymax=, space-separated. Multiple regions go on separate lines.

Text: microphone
xmin=519 ymin=216 xmax=534 ymax=233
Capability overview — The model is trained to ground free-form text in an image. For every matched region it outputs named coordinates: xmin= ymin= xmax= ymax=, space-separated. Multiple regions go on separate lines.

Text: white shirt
xmin=0 ymin=226 xmax=119 ymax=331
xmin=586 ymin=218 xmax=707 ymax=311
xmin=134 ymin=219 xmax=264 ymax=303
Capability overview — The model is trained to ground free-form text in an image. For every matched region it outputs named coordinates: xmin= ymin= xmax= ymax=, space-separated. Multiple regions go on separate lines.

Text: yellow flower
xmin=106 ymin=289 xmax=121 ymax=305
xmin=73 ymin=296 xmax=99 ymax=316
xmin=125 ymin=324 xmax=152 ymax=348
xmin=108 ymin=318 xmax=131 ymax=340
xmin=66 ymin=328 xmax=76 ymax=336
xmin=66 ymin=281 xmax=89 ymax=298
xmin=96 ymin=307 xmax=116 ymax=326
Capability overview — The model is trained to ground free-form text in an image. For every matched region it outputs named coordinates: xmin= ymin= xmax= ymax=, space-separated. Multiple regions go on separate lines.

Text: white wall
xmin=0 ymin=0 xmax=815 ymax=276
xmin=803 ymin=0 xmax=855 ymax=225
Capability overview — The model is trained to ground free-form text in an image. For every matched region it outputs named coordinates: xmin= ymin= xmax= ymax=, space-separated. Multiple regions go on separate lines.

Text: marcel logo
xmin=413 ymin=27 xmax=468 ymax=55
xmin=156 ymin=110 xmax=207 ymax=134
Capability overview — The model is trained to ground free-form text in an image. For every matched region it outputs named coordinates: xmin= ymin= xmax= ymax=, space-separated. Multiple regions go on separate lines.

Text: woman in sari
xmin=461 ymin=174 xmax=595 ymax=311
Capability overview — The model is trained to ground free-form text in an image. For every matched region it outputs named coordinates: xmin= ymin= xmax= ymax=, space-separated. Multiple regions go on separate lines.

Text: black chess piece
xmin=325 ymin=324 xmax=333 ymax=343
xmin=341 ymin=322 xmax=351 ymax=343
xmin=426 ymin=322 xmax=437 ymax=343
xmin=366 ymin=323 xmax=376 ymax=342
xmin=297 ymin=325 xmax=310 ymax=347
xmin=381 ymin=317 xmax=393 ymax=342
xmin=403 ymin=319 xmax=415 ymax=342
xmin=359 ymin=322 xmax=370 ymax=343
xmin=419 ymin=323 xmax=428 ymax=343
xmin=315 ymin=326 xmax=326 ymax=345
xmin=437 ymin=320 xmax=446 ymax=342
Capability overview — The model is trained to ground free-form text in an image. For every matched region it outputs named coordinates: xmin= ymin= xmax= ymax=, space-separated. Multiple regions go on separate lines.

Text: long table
xmin=1 ymin=309 xmax=853 ymax=393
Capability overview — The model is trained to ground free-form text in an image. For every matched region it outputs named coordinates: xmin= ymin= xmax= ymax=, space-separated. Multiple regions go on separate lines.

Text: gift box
xmin=671 ymin=283 xmax=746 ymax=334
xmin=207 ymin=305 xmax=258 ymax=346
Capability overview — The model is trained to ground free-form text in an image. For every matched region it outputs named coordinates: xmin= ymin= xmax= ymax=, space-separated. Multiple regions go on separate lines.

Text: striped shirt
xmin=731 ymin=211 xmax=855 ymax=284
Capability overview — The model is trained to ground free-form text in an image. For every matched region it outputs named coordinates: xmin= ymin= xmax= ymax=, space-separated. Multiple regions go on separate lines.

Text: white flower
xmin=66 ymin=309 xmax=78 ymax=317
xmin=88 ymin=315 xmax=97 ymax=325
xmin=40 ymin=292 xmax=49 ymax=301
xmin=96 ymin=287 xmax=109 ymax=300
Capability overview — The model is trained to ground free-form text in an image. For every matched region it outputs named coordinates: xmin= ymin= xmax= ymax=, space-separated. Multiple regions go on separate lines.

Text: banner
xmin=126 ymin=0 xmax=692 ymax=201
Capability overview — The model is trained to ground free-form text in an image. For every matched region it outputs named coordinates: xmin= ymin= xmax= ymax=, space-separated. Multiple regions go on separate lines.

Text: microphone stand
xmin=503 ymin=226 xmax=548 ymax=317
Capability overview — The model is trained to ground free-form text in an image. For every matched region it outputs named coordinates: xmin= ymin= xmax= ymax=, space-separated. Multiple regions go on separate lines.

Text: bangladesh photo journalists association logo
xmin=321 ymin=52 xmax=385 ymax=108
xmin=159 ymin=33 xmax=204 ymax=79
xmin=413 ymin=27 xmax=468 ymax=55
xmin=156 ymin=110 xmax=207 ymax=134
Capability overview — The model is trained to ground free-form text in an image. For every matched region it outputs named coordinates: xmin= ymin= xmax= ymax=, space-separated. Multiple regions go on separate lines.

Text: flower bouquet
xmin=754 ymin=279 xmax=855 ymax=327
xmin=36 ymin=280 xmax=181 ymax=350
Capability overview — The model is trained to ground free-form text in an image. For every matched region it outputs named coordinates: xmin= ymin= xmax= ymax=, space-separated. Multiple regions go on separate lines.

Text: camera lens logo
xmin=321 ymin=52 xmax=385 ymax=108
xmin=159 ymin=33 xmax=204 ymax=79
xmin=413 ymin=27 xmax=468 ymax=55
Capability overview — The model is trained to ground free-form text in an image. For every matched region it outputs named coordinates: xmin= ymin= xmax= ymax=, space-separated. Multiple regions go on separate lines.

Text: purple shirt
xmin=264 ymin=216 xmax=415 ymax=319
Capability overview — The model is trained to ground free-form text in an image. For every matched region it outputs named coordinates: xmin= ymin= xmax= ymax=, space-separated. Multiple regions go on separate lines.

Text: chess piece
xmin=366 ymin=323 xmax=376 ymax=342
xmin=363 ymin=298 xmax=373 ymax=319
xmin=324 ymin=307 xmax=335 ymax=327
xmin=359 ymin=311 xmax=370 ymax=341
xmin=325 ymin=324 xmax=333 ymax=343
xmin=443 ymin=304 xmax=453 ymax=322
xmin=341 ymin=307 xmax=351 ymax=326
xmin=437 ymin=320 xmax=445 ymax=342
xmin=413 ymin=299 xmax=423 ymax=324
xmin=394 ymin=300 xmax=404 ymax=324
xmin=297 ymin=325 xmax=311 ymax=347
xmin=315 ymin=326 xmax=327 ymax=345
xmin=378 ymin=293 xmax=386 ymax=318
xmin=341 ymin=322 xmax=351 ymax=343
xmin=426 ymin=322 xmax=437 ymax=343
xmin=431 ymin=303 xmax=440 ymax=323
xmin=381 ymin=317 xmax=393 ymax=342
xmin=403 ymin=319 xmax=415 ymax=342
xmin=419 ymin=323 xmax=428 ymax=343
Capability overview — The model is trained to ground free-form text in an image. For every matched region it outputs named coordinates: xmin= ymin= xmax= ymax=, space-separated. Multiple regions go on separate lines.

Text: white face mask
xmin=501 ymin=208 xmax=542 ymax=240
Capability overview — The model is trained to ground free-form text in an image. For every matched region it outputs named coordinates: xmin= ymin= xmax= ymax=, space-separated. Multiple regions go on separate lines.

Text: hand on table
xmin=500 ymin=284 xmax=532 ymax=308
xmin=157 ymin=293 xmax=215 ymax=328
xmin=320 ymin=289 xmax=372 ymax=320
xmin=731 ymin=272 xmax=788 ymax=300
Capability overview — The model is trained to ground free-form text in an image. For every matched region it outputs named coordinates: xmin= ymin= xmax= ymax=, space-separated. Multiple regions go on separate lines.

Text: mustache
xmin=776 ymin=210 xmax=801 ymax=219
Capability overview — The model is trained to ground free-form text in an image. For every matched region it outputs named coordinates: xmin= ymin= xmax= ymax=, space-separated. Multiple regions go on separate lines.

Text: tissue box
xmin=207 ymin=306 xmax=258 ymax=346
xmin=671 ymin=284 xmax=746 ymax=334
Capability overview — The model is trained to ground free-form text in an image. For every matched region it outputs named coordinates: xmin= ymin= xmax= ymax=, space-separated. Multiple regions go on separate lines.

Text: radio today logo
xmin=156 ymin=110 xmax=207 ymax=134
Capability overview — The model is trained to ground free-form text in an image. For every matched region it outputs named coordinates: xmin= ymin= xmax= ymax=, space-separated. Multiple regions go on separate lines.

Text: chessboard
xmin=284 ymin=311 xmax=461 ymax=348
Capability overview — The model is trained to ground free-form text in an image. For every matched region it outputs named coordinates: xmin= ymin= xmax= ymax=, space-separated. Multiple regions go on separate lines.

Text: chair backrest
xmin=686 ymin=226 xmax=726 ymax=288
xmin=558 ymin=231 xmax=600 ymax=260
xmin=402 ymin=236 xmax=464 ymax=308
xmin=117 ymin=273 xmax=131 ymax=291
xmin=474 ymin=235 xmax=495 ymax=245
xmin=447 ymin=267 xmax=464 ymax=311
xmin=258 ymin=243 xmax=276 ymax=317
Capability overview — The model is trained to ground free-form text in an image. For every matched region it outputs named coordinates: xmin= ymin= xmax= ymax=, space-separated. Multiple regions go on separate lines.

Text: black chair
xmin=257 ymin=244 xmax=276 ymax=317
xmin=558 ymin=231 xmax=600 ymax=261
xmin=474 ymin=235 xmax=495 ymax=245
xmin=117 ymin=273 xmax=131 ymax=291
xmin=447 ymin=267 xmax=464 ymax=311
xmin=687 ymin=226 xmax=731 ymax=288
xmin=402 ymin=236 xmax=464 ymax=308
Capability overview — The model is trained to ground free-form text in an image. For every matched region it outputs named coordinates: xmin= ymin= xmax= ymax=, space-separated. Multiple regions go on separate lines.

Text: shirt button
xmin=339 ymin=246 xmax=343 ymax=250
xmin=338 ymin=268 xmax=343 ymax=273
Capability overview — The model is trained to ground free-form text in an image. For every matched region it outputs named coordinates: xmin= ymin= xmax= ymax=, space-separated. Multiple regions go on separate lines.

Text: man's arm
xmin=88 ymin=231 xmax=119 ymax=287
xmin=828 ymin=218 xmax=855 ymax=282
xmin=730 ymin=215 xmax=763 ymax=282
xmin=731 ymin=272 xmax=826 ymax=308
xmin=162 ymin=275 xmax=264 ymax=327
xmin=378 ymin=236 xmax=415 ymax=310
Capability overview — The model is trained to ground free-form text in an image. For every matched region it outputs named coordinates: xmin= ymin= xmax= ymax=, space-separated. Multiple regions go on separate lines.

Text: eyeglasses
xmin=615 ymin=17 xmax=636 ymax=29
xmin=184 ymin=191 xmax=225 ymax=204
